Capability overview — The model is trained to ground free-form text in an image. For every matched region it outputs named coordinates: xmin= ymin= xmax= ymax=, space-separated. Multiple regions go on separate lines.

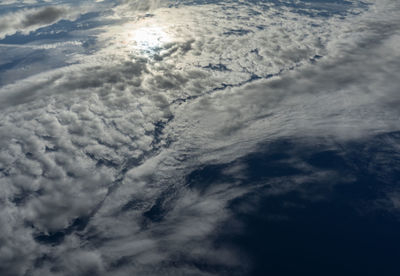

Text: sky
xmin=0 ymin=0 xmax=400 ymax=275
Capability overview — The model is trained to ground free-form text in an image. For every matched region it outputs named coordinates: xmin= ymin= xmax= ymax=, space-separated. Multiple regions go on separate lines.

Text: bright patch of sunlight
xmin=127 ymin=27 xmax=171 ymax=53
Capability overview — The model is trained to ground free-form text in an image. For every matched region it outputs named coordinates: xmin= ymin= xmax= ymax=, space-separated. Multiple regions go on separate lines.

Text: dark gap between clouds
xmin=186 ymin=131 xmax=400 ymax=275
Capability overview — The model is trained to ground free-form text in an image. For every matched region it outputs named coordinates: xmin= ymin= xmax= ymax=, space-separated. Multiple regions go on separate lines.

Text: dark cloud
xmin=0 ymin=5 xmax=80 ymax=39
xmin=21 ymin=6 xmax=67 ymax=28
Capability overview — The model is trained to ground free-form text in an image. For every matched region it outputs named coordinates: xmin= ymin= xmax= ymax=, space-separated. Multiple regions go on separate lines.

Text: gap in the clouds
xmin=0 ymin=49 xmax=68 ymax=86
xmin=34 ymin=216 xmax=91 ymax=246
xmin=115 ymin=127 xmax=400 ymax=274
xmin=171 ymin=62 xmax=297 ymax=106
xmin=136 ymin=132 xmax=400 ymax=275
xmin=149 ymin=117 xmax=175 ymax=150
xmin=223 ymin=29 xmax=253 ymax=36
xmin=203 ymin=63 xmax=231 ymax=71
xmin=196 ymin=132 xmax=400 ymax=276
xmin=172 ymin=50 xmax=324 ymax=107
xmin=226 ymin=191 xmax=400 ymax=276
xmin=142 ymin=184 xmax=179 ymax=224
xmin=11 ymin=190 xmax=43 ymax=207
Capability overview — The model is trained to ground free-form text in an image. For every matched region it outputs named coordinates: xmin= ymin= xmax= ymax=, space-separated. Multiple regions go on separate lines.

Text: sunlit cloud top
xmin=126 ymin=26 xmax=171 ymax=54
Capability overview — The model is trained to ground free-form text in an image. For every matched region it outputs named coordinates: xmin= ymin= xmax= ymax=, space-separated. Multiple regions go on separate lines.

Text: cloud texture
xmin=0 ymin=0 xmax=399 ymax=275
xmin=0 ymin=5 xmax=81 ymax=39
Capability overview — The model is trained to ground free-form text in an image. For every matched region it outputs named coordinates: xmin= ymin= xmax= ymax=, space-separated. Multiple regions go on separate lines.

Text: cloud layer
xmin=0 ymin=0 xmax=399 ymax=275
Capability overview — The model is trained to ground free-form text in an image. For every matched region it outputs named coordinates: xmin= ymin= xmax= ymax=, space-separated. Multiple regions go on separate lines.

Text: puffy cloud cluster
xmin=0 ymin=0 xmax=399 ymax=275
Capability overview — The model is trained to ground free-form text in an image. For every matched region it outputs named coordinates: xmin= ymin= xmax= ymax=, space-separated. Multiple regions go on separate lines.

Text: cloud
xmin=114 ymin=0 xmax=162 ymax=15
xmin=0 ymin=5 xmax=80 ymax=39
xmin=169 ymin=1 xmax=400 ymax=152
xmin=21 ymin=6 xmax=66 ymax=27
xmin=0 ymin=0 xmax=39 ymax=6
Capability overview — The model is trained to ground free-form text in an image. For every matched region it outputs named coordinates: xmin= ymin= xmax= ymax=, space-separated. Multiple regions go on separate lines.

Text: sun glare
xmin=127 ymin=27 xmax=170 ymax=53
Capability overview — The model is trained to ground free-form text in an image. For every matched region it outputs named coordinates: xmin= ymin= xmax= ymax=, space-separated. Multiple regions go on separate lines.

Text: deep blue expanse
xmin=178 ymin=132 xmax=400 ymax=275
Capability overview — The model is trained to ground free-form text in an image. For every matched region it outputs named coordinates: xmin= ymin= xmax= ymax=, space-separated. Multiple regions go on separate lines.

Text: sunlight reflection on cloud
xmin=113 ymin=16 xmax=175 ymax=57
xmin=130 ymin=27 xmax=171 ymax=52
